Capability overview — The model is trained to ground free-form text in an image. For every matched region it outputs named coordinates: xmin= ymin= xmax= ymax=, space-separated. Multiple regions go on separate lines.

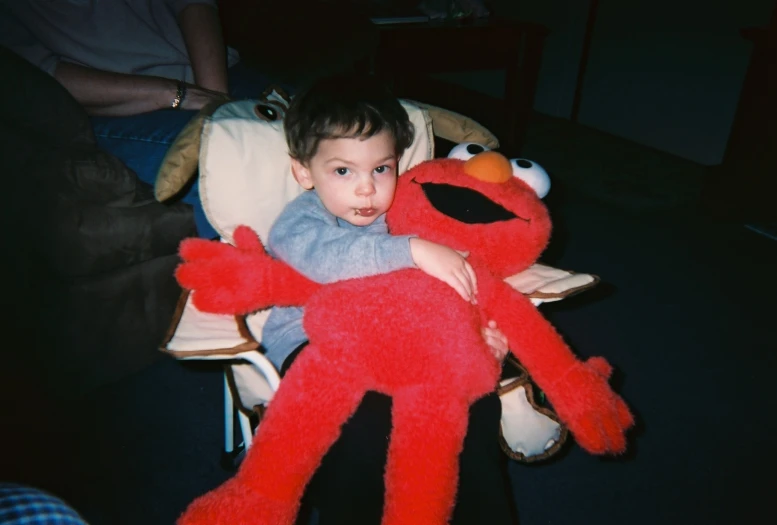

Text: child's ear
xmin=290 ymin=158 xmax=314 ymax=190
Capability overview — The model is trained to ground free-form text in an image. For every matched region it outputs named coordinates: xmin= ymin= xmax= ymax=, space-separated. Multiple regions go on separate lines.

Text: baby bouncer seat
xmin=156 ymin=88 xmax=599 ymax=467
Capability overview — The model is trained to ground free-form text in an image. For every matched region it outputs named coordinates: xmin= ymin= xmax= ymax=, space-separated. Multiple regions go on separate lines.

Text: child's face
xmin=291 ymin=130 xmax=399 ymax=227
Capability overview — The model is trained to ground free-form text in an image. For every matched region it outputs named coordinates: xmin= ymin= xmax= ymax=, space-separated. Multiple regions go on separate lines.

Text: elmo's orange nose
xmin=463 ymin=151 xmax=512 ymax=183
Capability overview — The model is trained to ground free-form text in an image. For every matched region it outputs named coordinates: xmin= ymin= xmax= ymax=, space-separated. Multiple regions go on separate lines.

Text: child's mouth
xmin=356 ymin=208 xmax=377 ymax=217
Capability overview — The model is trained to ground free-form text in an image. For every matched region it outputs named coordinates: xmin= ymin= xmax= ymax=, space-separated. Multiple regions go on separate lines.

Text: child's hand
xmin=482 ymin=320 xmax=509 ymax=361
xmin=410 ymin=238 xmax=477 ymax=303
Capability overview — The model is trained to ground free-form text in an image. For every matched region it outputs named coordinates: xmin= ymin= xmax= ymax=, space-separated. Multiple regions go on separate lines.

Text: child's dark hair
xmin=284 ymin=73 xmax=415 ymax=164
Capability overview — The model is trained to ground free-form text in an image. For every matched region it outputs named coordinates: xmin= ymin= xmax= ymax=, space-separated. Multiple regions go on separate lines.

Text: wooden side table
xmin=361 ymin=17 xmax=550 ymax=156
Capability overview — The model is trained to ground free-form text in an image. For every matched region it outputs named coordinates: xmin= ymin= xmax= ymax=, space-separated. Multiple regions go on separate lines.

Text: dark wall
xmin=473 ymin=0 xmax=775 ymax=165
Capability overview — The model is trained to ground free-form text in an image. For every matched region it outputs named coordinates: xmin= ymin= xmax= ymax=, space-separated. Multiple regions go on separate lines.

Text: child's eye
xmin=335 ymin=167 xmax=350 ymax=176
xmin=374 ymin=165 xmax=393 ymax=174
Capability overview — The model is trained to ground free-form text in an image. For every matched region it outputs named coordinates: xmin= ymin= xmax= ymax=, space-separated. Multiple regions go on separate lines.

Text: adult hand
xmin=179 ymin=83 xmax=230 ymax=111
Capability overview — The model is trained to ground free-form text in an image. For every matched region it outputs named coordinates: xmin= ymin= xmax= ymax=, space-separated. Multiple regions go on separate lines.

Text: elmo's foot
xmin=177 ymin=478 xmax=300 ymax=525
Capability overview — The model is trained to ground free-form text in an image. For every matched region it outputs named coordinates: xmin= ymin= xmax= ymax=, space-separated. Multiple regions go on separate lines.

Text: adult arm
xmin=53 ymin=62 xmax=227 ymax=116
xmin=177 ymin=2 xmax=229 ymax=94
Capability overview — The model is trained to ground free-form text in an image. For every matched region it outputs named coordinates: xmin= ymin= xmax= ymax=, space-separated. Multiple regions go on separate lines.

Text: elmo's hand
xmin=177 ymin=225 xmax=319 ymax=314
xmin=176 ymin=226 xmax=273 ymax=315
xmin=544 ymin=357 xmax=634 ymax=454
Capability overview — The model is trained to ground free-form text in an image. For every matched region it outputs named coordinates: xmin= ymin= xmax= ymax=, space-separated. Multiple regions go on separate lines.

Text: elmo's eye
xmin=447 ymin=142 xmax=491 ymax=161
xmin=510 ymin=158 xmax=551 ymax=198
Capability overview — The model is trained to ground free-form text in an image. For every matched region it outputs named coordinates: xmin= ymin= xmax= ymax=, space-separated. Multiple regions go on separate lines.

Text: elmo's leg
xmin=382 ymin=385 xmax=470 ymax=525
xmin=178 ymin=345 xmax=369 ymax=525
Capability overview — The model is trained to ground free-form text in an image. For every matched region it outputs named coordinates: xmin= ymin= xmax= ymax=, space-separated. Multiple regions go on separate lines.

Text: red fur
xmin=176 ymin=155 xmax=634 ymax=525
xmin=176 ymin=226 xmax=320 ymax=314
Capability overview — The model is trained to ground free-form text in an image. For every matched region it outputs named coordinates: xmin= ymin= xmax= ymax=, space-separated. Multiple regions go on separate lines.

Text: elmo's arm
xmin=176 ymin=225 xmax=321 ymax=315
xmin=480 ymin=272 xmax=634 ymax=454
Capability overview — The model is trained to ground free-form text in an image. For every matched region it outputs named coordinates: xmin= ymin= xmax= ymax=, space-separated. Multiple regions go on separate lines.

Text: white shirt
xmin=0 ymin=0 xmax=239 ymax=82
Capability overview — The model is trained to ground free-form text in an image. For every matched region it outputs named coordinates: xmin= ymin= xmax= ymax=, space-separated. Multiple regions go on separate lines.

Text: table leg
xmin=504 ymin=30 xmax=547 ymax=156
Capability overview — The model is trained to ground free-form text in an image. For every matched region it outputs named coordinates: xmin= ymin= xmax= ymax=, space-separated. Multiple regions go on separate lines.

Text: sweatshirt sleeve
xmin=268 ymin=193 xmax=416 ymax=284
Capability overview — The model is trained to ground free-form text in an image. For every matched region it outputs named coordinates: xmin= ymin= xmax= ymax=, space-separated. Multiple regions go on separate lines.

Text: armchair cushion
xmin=0 ymin=45 xmax=94 ymax=147
xmin=1 ymin=45 xmax=195 ymax=277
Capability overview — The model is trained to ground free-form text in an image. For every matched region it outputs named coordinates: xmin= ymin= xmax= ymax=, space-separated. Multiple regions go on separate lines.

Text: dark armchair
xmin=1 ymin=46 xmax=196 ymax=401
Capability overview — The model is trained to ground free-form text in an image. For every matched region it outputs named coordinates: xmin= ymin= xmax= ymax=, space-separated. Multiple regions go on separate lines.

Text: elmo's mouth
xmin=419 ymin=183 xmax=528 ymax=224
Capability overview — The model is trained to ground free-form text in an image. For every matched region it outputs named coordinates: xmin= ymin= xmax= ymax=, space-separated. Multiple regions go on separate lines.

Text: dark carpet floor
xmin=2 ymin=116 xmax=776 ymax=524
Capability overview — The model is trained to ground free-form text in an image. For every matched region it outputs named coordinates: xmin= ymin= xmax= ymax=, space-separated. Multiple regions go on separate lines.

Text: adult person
xmin=0 ymin=0 xmax=274 ymax=238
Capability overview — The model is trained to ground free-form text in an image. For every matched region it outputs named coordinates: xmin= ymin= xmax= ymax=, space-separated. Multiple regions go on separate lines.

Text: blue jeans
xmin=91 ymin=63 xmax=285 ymax=239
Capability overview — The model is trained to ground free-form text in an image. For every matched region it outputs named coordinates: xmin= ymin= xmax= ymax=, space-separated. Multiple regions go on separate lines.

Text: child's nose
xmin=355 ymin=177 xmax=376 ymax=196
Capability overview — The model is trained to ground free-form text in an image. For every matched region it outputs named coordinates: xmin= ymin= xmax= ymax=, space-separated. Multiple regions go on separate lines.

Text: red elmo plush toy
xmin=175 ymin=150 xmax=634 ymax=525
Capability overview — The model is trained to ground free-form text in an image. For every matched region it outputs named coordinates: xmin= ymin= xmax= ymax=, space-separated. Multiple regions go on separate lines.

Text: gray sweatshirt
xmin=262 ymin=190 xmax=416 ymax=370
